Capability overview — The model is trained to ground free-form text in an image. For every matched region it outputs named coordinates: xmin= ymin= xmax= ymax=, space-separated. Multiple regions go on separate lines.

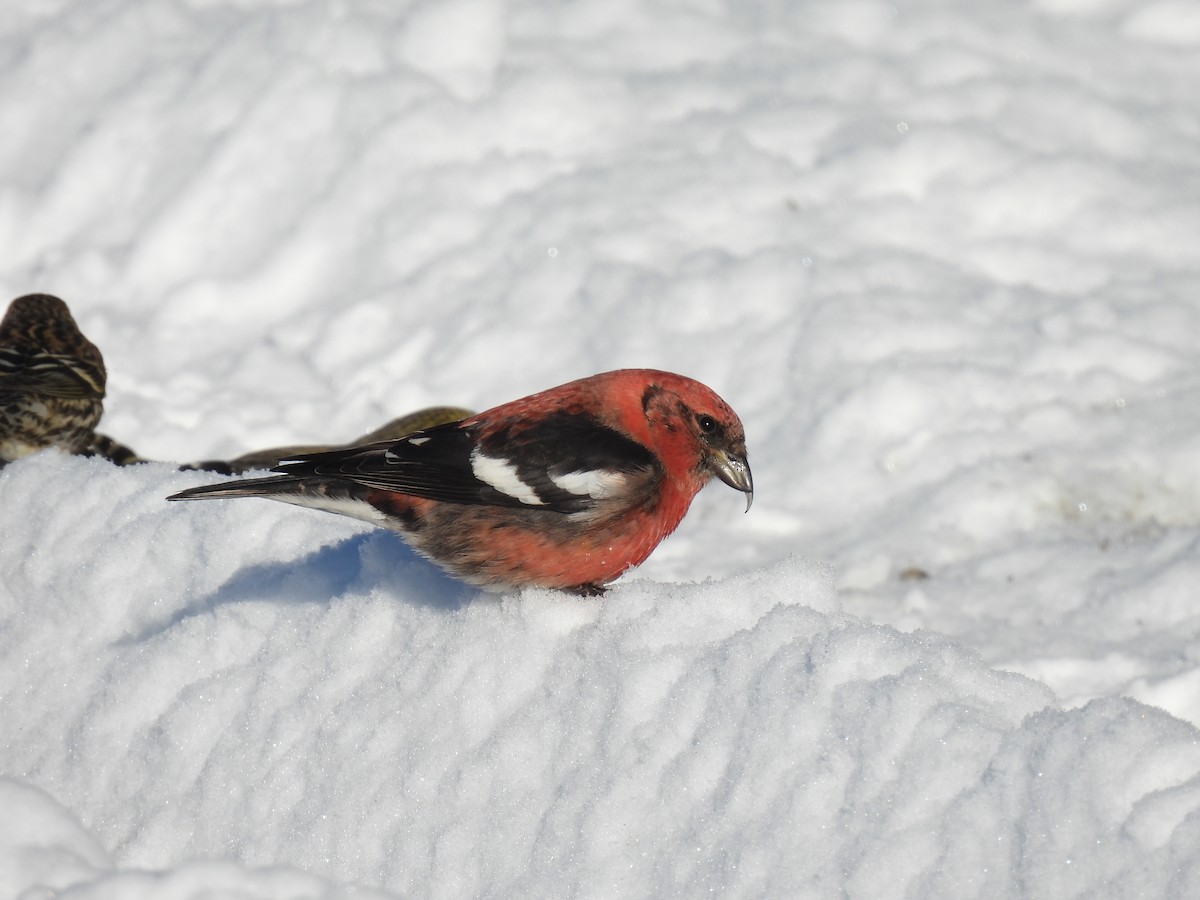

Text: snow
xmin=3 ymin=0 xmax=1200 ymax=896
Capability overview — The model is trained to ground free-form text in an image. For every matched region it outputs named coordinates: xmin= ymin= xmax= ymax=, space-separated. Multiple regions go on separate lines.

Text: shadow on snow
xmin=119 ymin=531 xmax=473 ymax=645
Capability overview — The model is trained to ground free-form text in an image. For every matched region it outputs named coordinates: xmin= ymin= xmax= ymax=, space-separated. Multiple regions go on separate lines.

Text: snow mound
xmin=4 ymin=458 xmax=1200 ymax=896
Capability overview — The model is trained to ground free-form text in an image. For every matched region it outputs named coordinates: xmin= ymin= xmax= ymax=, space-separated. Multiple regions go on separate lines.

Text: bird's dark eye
xmin=696 ymin=414 xmax=718 ymax=434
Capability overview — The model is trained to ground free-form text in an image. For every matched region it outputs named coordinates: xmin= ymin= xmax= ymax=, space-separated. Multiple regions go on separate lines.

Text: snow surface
xmin=3 ymin=0 xmax=1200 ymax=896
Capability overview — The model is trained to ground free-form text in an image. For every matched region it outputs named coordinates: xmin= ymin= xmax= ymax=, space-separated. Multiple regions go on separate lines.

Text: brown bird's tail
xmin=87 ymin=432 xmax=144 ymax=466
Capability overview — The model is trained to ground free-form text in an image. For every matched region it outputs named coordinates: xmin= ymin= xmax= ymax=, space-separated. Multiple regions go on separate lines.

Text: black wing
xmin=272 ymin=411 xmax=660 ymax=514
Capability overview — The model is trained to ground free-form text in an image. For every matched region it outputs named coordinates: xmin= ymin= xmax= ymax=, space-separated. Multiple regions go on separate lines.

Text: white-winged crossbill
xmin=168 ymin=369 xmax=753 ymax=594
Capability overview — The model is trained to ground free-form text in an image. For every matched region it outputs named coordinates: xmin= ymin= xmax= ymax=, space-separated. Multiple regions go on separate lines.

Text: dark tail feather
xmin=166 ymin=475 xmax=385 ymax=527
xmin=176 ymin=406 xmax=474 ymax=476
xmin=87 ymin=432 xmax=144 ymax=466
xmin=167 ymin=475 xmax=309 ymax=502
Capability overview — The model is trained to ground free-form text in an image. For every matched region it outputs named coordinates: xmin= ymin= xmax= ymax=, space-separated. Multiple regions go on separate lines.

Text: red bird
xmin=167 ymin=369 xmax=753 ymax=594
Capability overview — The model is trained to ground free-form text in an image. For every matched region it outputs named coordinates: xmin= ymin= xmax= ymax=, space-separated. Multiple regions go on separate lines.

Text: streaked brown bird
xmin=0 ymin=293 xmax=107 ymax=466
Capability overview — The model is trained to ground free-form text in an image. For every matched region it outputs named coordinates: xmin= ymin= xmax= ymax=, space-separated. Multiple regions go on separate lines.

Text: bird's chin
xmin=710 ymin=450 xmax=753 ymax=512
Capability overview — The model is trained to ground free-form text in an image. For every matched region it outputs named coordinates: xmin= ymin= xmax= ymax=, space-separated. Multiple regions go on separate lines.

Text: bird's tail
xmin=167 ymin=476 xmax=310 ymax=502
xmin=166 ymin=475 xmax=387 ymax=527
xmin=87 ymin=432 xmax=144 ymax=466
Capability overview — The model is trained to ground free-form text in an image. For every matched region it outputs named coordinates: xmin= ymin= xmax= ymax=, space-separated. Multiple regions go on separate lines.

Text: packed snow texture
xmin=3 ymin=0 xmax=1200 ymax=897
